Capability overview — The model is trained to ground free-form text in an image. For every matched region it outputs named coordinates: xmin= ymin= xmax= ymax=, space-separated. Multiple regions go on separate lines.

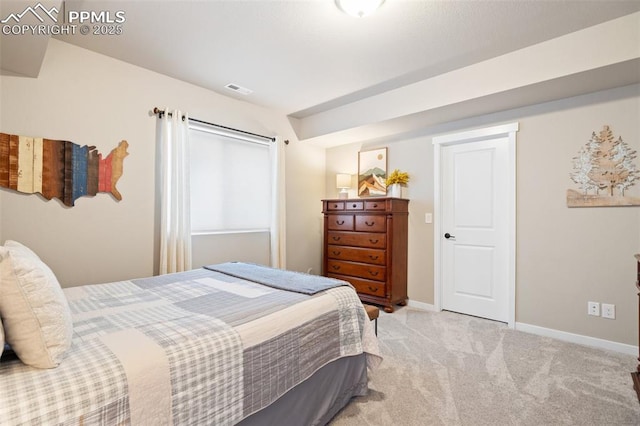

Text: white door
xmin=434 ymin=123 xmax=517 ymax=324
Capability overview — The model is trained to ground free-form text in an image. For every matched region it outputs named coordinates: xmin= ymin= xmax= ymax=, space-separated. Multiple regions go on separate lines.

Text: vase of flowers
xmin=386 ymin=169 xmax=409 ymax=198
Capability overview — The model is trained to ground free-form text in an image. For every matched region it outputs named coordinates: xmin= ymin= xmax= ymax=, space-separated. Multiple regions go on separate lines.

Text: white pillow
xmin=0 ymin=240 xmax=73 ymax=368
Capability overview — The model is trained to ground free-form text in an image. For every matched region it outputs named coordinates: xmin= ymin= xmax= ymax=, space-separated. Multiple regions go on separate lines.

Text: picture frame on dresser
xmin=357 ymin=148 xmax=387 ymax=197
xmin=321 ymin=197 xmax=408 ymax=313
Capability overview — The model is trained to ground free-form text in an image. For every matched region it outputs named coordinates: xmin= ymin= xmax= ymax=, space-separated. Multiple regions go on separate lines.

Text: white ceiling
xmin=51 ymin=0 xmax=640 ymax=115
xmin=2 ymin=0 xmax=640 ymax=145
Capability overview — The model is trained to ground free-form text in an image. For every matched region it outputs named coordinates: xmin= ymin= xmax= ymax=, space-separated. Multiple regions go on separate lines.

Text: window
xmin=189 ymin=122 xmax=272 ymax=234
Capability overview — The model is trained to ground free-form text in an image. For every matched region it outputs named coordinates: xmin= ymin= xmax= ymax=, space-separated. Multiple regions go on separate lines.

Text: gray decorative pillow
xmin=0 ymin=241 xmax=73 ymax=368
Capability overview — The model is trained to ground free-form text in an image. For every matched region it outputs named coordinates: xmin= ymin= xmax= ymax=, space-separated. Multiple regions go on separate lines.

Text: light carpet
xmin=331 ymin=308 xmax=640 ymax=425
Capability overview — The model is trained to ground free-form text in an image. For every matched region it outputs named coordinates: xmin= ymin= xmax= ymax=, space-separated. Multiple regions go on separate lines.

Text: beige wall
xmin=0 ymin=39 xmax=325 ymax=286
xmin=516 ymin=86 xmax=639 ymax=346
xmin=326 ymin=84 xmax=640 ymax=346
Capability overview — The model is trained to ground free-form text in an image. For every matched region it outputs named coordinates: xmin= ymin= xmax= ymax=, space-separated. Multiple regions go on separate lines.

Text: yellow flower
xmin=386 ymin=169 xmax=409 ymax=186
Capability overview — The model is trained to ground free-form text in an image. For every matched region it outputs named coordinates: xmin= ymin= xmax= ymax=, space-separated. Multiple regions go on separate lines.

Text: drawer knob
xmin=332 ymin=265 xmax=341 ymax=270
xmin=369 ymin=255 xmax=379 ymax=260
xmin=333 ymin=204 xmax=339 ymax=208
xmin=369 ymin=239 xmax=379 ymax=244
xmin=336 ymin=220 xmax=345 ymax=225
xmin=373 ymin=204 xmax=378 ymax=208
xmin=352 ymin=204 xmax=357 ymax=208
xmin=332 ymin=236 xmax=341 ymax=241
xmin=368 ymin=286 xmax=378 ymax=293
xmin=365 ymin=221 xmax=375 ymax=226
xmin=332 ymin=250 xmax=341 ymax=255
xmin=369 ymin=271 xmax=379 ymax=277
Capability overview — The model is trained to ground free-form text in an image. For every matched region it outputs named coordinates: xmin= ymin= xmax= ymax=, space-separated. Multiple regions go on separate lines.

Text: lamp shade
xmin=336 ymin=173 xmax=352 ymax=189
xmin=335 ymin=0 xmax=385 ymax=18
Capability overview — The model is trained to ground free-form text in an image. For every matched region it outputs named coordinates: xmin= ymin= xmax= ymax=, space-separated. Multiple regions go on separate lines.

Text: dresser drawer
xmin=326 ymin=231 xmax=386 ymax=249
xmin=327 ymin=215 xmax=354 ymax=231
xmin=328 ymin=273 xmax=386 ymax=297
xmin=326 ymin=201 xmax=344 ymax=211
xmin=327 ymin=260 xmax=386 ymax=281
xmin=355 ymin=215 xmax=386 ymax=232
xmin=346 ymin=201 xmax=364 ymax=210
xmin=327 ymin=245 xmax=386 ymax=265
xmin=364 ymin=200 xmax=386 ymax=211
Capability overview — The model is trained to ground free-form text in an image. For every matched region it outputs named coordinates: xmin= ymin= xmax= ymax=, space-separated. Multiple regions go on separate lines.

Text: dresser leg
xmin=631 ymin=372 xmax=640 ymax=403
xmin=383 ymin=305 xmax=394 ymax=313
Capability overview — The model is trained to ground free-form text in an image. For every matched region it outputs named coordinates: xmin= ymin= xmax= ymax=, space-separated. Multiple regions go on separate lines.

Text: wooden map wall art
xmin=0 ymin=133 xmax=129 ymax=207
xmin=567 ymin=125 xmax=640 ymax=207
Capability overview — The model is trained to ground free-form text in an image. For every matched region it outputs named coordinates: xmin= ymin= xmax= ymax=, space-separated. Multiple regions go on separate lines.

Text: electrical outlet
xmin=602 ymin=303 xmax=615 ymax=319
xmin=588 ymin=301 xmax=600 ymax=316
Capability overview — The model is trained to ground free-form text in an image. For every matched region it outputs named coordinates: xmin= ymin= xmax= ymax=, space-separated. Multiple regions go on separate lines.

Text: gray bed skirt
xmin=238 ymin=353 xmax=368 ymax=426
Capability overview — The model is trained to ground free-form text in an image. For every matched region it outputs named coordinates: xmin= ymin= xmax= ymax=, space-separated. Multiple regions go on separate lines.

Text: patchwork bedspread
xmin=0 ymin=264 xmax=381 ymax=425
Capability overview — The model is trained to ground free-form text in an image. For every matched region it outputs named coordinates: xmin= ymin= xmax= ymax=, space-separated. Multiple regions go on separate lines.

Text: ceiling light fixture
xmin=335 ymin=0 xmax=385 ymax=18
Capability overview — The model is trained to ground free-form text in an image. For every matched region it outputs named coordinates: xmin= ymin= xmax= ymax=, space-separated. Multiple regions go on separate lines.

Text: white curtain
xmin=270 ymin=136 xmax=286 ymax=268
xmin=159 ymin=109 xmax=192 ymax=274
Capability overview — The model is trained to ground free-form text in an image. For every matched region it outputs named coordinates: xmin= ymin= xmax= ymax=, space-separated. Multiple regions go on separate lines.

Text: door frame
xmin=432 ymin=122 xmax=518 ymax=328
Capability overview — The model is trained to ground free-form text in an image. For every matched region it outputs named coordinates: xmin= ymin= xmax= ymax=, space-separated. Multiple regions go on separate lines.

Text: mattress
xmin=0 ymin=263 xmax=381 ymax=425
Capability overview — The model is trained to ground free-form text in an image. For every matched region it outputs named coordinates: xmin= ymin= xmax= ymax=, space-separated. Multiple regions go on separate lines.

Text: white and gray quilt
xmin=0 ymin=263 xmax=381 ymax=425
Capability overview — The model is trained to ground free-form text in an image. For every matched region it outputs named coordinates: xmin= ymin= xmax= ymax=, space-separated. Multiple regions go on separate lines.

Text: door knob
xmin=444 ymin=233 xmax=455 ymax=240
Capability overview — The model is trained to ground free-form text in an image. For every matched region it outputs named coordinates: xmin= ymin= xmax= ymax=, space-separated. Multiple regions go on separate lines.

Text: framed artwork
xmin=358 ymin=147 xmax=387 ymax=197
xmin=567 ymin=125 xmax=640 ymax=207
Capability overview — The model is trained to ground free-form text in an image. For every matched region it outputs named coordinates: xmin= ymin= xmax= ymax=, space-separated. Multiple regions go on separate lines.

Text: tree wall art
xmin=567 ymin=125 xmax=639 ymax=207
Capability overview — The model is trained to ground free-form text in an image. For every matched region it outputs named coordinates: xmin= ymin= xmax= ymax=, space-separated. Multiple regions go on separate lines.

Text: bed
xmin=0 ymin=242 xmax=381 ymax=425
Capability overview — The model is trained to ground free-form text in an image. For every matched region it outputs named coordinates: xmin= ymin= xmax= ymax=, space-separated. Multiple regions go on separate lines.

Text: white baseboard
xmin=406 ymin=300 xmax=436 ymax=312
xmin=397 ymin=304 xmax=637 ymax=356
xmin=516 ymin=322 xmax=638 ymax=356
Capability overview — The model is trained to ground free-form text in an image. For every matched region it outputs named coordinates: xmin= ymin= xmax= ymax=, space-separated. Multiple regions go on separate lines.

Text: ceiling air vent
xmin=224 ymin=83 xmax=253 ymax=95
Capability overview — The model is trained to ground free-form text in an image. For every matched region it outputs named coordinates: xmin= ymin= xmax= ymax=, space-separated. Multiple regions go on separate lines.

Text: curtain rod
xmin=152 ymin=107 xmax=276 ymax=143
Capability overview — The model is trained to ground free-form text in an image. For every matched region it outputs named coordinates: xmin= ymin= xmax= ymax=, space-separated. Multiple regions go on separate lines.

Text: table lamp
xmin=336 ymin=173 xmax=351 ymax=199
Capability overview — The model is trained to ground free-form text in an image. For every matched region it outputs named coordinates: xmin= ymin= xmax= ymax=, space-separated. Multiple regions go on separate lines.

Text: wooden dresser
xmin=632 ymin=254 xmax=640 ymax=402
xmin=322 ymin=197 xmax=408 ymax=312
